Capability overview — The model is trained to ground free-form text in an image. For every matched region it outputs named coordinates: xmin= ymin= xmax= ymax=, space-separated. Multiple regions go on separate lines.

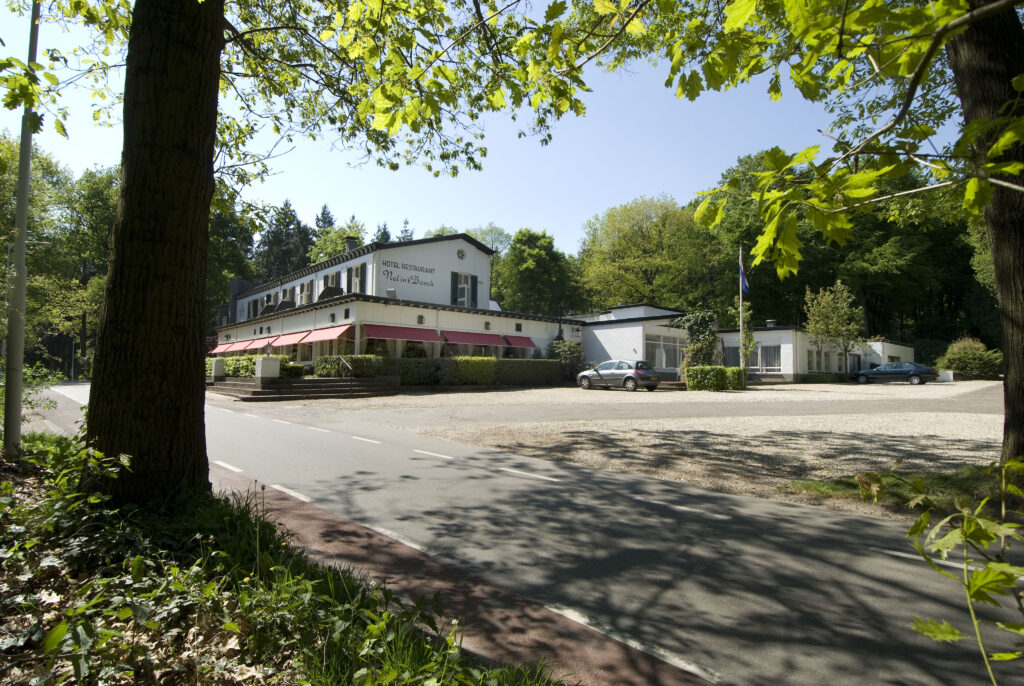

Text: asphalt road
xmin=42 ymin=383 xmax=1017 ymax=685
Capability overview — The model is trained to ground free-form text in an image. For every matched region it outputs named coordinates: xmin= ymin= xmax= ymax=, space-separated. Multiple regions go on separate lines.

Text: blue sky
xmin=1 ymin=9 xmax=835 ymax=254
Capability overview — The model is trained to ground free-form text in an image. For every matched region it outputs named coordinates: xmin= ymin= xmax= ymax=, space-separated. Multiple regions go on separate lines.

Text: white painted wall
xmin=372 ymin=238 xmax=492 ymax=308
xmin=583 ymin=322 xmax=644 ymax=363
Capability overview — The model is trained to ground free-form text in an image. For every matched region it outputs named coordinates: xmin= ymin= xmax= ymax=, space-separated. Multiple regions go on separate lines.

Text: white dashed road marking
xmin=212 ymin=460 xmax=243 ymax=473
xmin=632 ymin=496 xmax=731 ymax=521
xmin=269 ymin=484 xmax=312 ymax=502
xmin=499 ymin=467 xmax=561 ymax=483
xmin=351 ymin=435 xmax=382 ymax=444
xmin=413 ymin=449 xmax=454 ymax=460
xmin=308 ymin=427 xmax=330 ymax=433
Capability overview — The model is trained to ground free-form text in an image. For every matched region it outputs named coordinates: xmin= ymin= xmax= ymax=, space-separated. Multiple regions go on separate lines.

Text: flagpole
xmin=738 ymin=244 xmax=744 ymax=376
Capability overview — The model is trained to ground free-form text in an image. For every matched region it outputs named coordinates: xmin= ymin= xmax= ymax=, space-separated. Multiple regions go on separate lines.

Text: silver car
xmin=577 ymin=360 xmax=660 ymax=391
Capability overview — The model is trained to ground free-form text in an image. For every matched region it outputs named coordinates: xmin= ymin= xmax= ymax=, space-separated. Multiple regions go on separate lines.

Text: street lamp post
xmin=4 ymin=0 xmax=43 ymax=458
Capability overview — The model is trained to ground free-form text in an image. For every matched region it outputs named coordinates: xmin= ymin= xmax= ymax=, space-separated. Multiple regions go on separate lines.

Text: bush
xmin=686 ymin=365 xmax=728 ymax=391
xmin=936 ymin=337 xmax=1003 ymax=379
xmin=494 ymin=359 xmax=562 ymax=386
xmin=724 ymin=366 xmax=745 ymax=390
xmin=208 ymin=355 xmax=294 ymax=378
xmin=280 ymin=363 xmax=305 ymax=378
xmin=551 ymin=340 xmax=584 ymax=380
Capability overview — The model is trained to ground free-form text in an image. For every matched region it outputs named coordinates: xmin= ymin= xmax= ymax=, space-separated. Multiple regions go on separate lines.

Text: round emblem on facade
xmin=457 ymin=248 xmax=466 ymax=260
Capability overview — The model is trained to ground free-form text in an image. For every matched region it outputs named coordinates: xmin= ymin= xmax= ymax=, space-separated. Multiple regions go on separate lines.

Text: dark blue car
xmin=853 ymin=362 xmax=937 ymax=385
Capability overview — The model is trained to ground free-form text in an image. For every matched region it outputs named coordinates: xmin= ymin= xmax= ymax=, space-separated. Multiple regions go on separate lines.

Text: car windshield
xmin=635 ymin=361 xmax=653 ymax=370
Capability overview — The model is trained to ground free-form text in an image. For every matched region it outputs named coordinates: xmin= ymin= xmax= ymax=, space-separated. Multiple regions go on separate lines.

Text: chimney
xmin=345 ymin=236 xmax=360 ymax=252
xmin=765 ymin=319 xmax=776 ymax=328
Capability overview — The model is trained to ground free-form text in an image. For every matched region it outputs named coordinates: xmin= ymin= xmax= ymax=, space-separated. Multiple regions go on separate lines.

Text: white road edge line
xmin=308 ymin=427 xmax=331 ymax=433
xmin=633 ymin=496 xmax=731 ymax=521
xmin=212 ymin=460 xmax=243 ymax=473
xmin=269 ymin=484 xmax=312 ymax=503
xmin=546 ymin=604 xmax=721 ymax=683
xmin=869 ymin=547 xmax=982 ymax=571
xmin=272 ymin=419 xmax=292 ymax=425
xmin=499 ymin=467 xmax=561 ymax=483
xmin=351 ymin=435 xmax=382 ymax=444
xmin=244 ymin=413 xmax=259 ymax=418
xmin=413 ymin=449 xmax=453 ymax=460
xmin=366 ymin=525 xmax=427 ymax=553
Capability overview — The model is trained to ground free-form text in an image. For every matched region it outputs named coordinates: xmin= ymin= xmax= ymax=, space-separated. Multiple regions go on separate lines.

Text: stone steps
xmin=206 ymin=376 xmax=400 ymax=401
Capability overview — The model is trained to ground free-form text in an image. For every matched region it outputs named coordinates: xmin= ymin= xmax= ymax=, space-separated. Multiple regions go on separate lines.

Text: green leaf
xmin=130 ymin=555 xmax=145 ymax=584
xmin=989 ymin=652 xmax=1022 ymax=661
xmin=625 ymin=17 xmax=647 ymax=35
xmin=996 ymin=622 xmax=1024 ymax=636
xmin=593 ymin=0 xmax=616 ymax=15
xmin=912 ymin=617 xmax=964 ymax=643
xmin=962 ymin=178 xmax=993 ymax=217
xmin=544 ymin=0 xmax=567 ymax=22
xmin=43 ymin=620 xmax=69 ymax=653
xmin=724 ymin=0 xmax=758 ymax=32
xmin=1012 ymin=73 xmax=1024 ymax=93
xmin=988 ymin=119 xmax=1024 ymax=158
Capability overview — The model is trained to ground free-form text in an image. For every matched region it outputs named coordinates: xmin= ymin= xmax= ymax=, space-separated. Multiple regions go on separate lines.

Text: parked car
xmin=577 ymin=360 xmax=660 ymax=391
xmin=853 ymin=361 xmax=938 ymax=385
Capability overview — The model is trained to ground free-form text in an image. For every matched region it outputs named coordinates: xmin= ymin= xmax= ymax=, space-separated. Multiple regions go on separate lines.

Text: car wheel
xmin=580 ymin=377 xmax=592 ymax=390
xmin=856 ymin=375 xmax=869 ymax=384
xmin=909 ymin=375 xmax=922 ymax=385
xmin=624 ymin=377 xmax=638 ymax=392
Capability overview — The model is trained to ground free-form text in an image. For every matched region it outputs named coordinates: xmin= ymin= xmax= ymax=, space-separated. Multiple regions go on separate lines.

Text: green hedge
xmin=494 ymin=359 xmax=562 ymax=386
xmin=315 ymin=355 xmax=562 ymax=387
xmin=315 ymin=355 xmax=383 ymax=378
xmin=685 ymin=365 xmax=728 ymax=391
xmin=724 ymin=366 xmax=745 ymax=390
xmin=453 ymin=356 xmax=496 ymax=385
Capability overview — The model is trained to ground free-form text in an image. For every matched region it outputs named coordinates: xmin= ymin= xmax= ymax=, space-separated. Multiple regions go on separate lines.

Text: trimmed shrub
xmin=494 ymin=359 xmax=562 ymax=386
xmin=381 ymin=358 xmax=441 ymax=385
xmin=315 ymin=355 xmax=382 ymax=378
xmin=724 ymin=366 xmax=745 ymax=390
xmin=205 ymin=357 xmax=213 ymax=377
xmin=280 ymin=363 xmax=305 ymax=378
xmin=686 ymin=365 xmax=728 ymax=391
xmin=453 ymin=356 xmax=496 ymax=385
xmin=213 ymin=354 xmax=293 ymax=378
xmin=937 ymin=337 xmax=1003 ymax=379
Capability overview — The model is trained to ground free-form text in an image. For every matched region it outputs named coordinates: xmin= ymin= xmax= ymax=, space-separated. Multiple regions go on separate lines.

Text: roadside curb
xmin=211 ymin=464 xmax=714 ymax=686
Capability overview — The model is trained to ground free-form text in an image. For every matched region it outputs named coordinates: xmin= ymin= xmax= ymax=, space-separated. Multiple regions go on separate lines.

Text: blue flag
xmin=740 ymin=253 xmax=750 ymax=294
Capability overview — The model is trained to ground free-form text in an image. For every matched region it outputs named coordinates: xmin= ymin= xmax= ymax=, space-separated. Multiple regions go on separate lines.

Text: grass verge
xmin=0 ymin=432 xmax=561 ymax=685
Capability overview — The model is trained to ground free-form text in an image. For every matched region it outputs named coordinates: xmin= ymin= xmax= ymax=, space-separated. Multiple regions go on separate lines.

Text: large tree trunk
xmin=946 ymin=0 xmax=1024 ymax=464
xmin=86 ymin=0 xmax=224 ymax=503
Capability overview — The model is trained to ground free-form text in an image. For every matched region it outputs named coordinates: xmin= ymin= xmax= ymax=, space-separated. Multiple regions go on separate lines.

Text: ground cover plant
xmin=0 ymin=433 xmax=559 ymax=685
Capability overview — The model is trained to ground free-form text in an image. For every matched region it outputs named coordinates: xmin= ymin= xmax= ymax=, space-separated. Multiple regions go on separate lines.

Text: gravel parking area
xmin=297 ymin=381 xmax=1004 ymax=519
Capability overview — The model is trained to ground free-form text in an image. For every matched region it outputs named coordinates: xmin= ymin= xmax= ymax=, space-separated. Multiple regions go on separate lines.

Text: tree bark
xmin=85 ymin=0 xmax=224 ymax=503
xmin=946 ymin=0 xmax=1024 ymax=463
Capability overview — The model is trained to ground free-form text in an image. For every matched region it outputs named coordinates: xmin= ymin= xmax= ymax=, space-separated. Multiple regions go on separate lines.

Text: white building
xmin=719 ymin=324 xmax=915 ymax=382
xmin=211 ymin=234 xmax=581 ymax=364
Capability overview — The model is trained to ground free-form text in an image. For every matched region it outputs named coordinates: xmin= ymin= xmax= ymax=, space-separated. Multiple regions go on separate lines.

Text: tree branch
xmin=556 ymin=0 xmax=654 ymax=76
xmin=835 ymin=0 xmax=1024 ymax=167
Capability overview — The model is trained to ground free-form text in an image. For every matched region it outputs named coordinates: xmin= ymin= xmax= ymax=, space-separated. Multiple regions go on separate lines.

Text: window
xmin=329 ymin=313 xmax=336 ymax=323
xmin=515 ymin=323 xmax=522 ymax=332
xmin=823 ymin=352 xmax=831 ymax=372
xmin=484 ymin=321 xmax=491 ymax=330
xmin=259 ymin=326 xmax=263 ymax=334
xmin=645 ymin=339 xmax=658 ymax=365
xmin=761 ymin=345 xmax=781 ymax=372
xmin=888 ymin=355 xmax=901 ymax=362
xmin=808 ymin=349 xmax=815 ymax=371
xmin=450 ymin=272 xmax=477 ymax=307
xmin=596 ymin=361 xmax=616 ymax=371
xmin=344 ymin=308 xmax=350 ymax=319
xmin=417 ymin=314 xmax=425 ymax=325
